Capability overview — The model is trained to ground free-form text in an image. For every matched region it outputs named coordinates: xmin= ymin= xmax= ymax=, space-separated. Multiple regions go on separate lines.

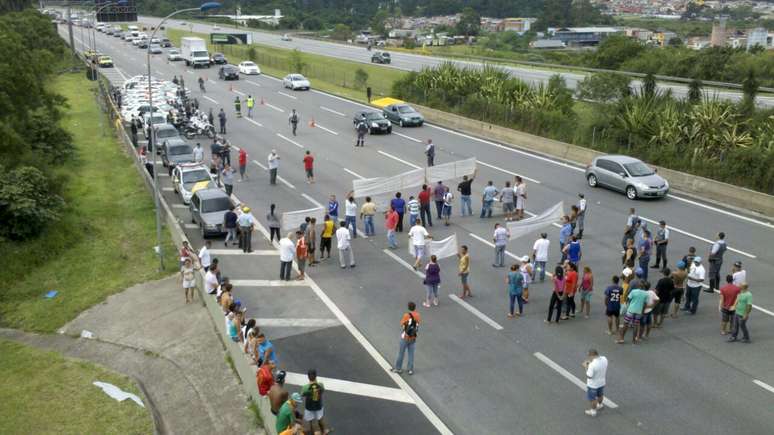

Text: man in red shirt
xmin=303 ymin=150 xmax=315 ymax=184
xmin=257 ymin=359 xmax=275 ymax=396
xmin=563 ymin=262 xmax=578 ymax=319
xmin=718 ymin=274 xmax=740 ymax=335
xmin=238 ymin=148 xmax=248 ymax=181
xmin=417 ymin=184 xmax=433 ymax=227
xmin=385 ymin=206 xmax=398 ymax=249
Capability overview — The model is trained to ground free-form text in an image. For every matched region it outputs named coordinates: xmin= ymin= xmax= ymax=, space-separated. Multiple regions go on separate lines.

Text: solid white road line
xmin=468 ymin=233 xmax=522 ymax=261
xmin=158 ymin=173 xmax=170 ymax=177
xmin=245 ymin=79 xmax=261 ymax=87
xmin=114 ymin=67 xmax=128 ymax=81
xmin=257 ymin=318 xmax=340 ymax=328
xmin=186 ymin=69 xmax=194 ymax=75
xmin=234 ymin=90 xmax=246 ymax=96
xmin=301 ymin=193 xmax=324 ymax=208
xmin=534 ymin=352 xmax=619 ymax=409
xmin=320 ymin=106 xmax=345 ymax=116
xmin=183 ymin=223 xmax=198 ymax=229
xmin=207 ymin=249 xmax=278 ymax=256
xmin=207 ymin=79 xmax=216 ymax=84
xmin=315 ymin=123 xmax=339 ymax=136
xmin=669 ymin=194 xmax=774 ymax=229
xmin=382 ymin=249 xmax=426 ymax=279
xmin=231 ymin=279 xmax=310 ymax=287
xmin=449 ymin=294 xmax=504 ymax=330
xmin=252 ymin=159 xmax=268 ymax=170
xmin=477 ymin=160 xmax=541 ymax=184
xmin=278 ymin=175 xmax=296 ymax=189
xmin=312 ymin=89 xmax=370 ymax=109
xmin=284 ymin=372 xmax=414 ymax=404
xmin=638 ymin=217 xmax=756 ymax=259
xmin=203 ymin=95 xmax=219 ymax=104
xmin=753 ymin=379 xmax=774 ymax=395
xmin=277 ymin=133 xmax=304 ymax=148
xmin=344 ymin=168 xmax=366 ymax=179
xmin=378 ymin=150 xmax=422 ymax=169
xmin=278 ymin=91 xmax=297 ymax=99
xmin=393 ymin=132 xmax=422 ymax=143
xmin=245 ymin=118 xmax=263 ymax=127
xmin=162 ymin=187 xmax=174 ymax=192
xmin=265 ymin=102 xmax=285 ymax=112
xmin=171 ymin=204 xmax=187 ymax=209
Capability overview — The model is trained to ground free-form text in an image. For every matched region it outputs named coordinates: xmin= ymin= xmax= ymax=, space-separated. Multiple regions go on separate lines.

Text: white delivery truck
xmin=181 ymin=37 xmax=210 ymax=68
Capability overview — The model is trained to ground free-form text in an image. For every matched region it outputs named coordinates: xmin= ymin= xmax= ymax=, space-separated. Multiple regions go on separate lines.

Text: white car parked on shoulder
xmin=283 ymin=73 xmax=310 ymax=90
xmin=238 ymin=61 xmax=261 ymax=75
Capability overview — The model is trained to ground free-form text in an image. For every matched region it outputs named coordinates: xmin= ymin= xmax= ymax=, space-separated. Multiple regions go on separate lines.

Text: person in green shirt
xmin=617 ymin=285 xmax=650 ymax=345
xmin=275 ymin=392 xmax=302 ymax=433
xmin=301 ymin=369 xmax=331 ymax=435
xmin=729 ymin=284 xmax=752 ymax=342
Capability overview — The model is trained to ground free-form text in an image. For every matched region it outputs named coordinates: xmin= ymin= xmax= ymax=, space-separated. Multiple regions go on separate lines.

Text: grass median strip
xmin=0 ymin=339 xmax=153 ymax=434
xmin=0 ymin=72 xmax=176 ymax=333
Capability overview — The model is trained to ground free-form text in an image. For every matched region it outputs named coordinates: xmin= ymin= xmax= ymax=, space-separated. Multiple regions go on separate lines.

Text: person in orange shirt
xmin=257 ymin=359 xmax=275 ymax=396
xmin=391 ymin=301 xmax=421 ymax=375
xmin=563 ymin=262 xmax=579 ymax=320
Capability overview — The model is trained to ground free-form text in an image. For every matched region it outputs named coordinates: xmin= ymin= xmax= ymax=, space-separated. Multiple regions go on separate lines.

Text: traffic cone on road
xmin=309 ymin=118 xmax=316 ymax=128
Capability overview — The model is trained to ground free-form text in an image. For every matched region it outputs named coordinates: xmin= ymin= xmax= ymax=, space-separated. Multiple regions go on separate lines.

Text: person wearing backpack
xmin=392 ymin=301 xmax=421 ymax=375
xmin=289 ymin=109 xmax=300 ymax=136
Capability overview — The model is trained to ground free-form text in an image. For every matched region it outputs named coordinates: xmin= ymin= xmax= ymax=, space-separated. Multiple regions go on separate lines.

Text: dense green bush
xmin=0 ymin=166 xmax=64 ymax=240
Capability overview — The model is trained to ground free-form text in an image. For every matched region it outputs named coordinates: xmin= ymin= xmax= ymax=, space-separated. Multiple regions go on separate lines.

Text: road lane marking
xmin=185 ymin=69 xmax=194 ymax=75
xmin=301 ymin=193 xmax=324 ymax=208
xmin=203 ymin=95 xmax=218 ymax=104
xmin=277 ymin=133 xmax=304 ymax=148
xmin=162 ymin=187 xmax=174 ymax=192
xmin=171 ymin=204 xmax=187 ymax=209
xmin=320 ymin=106 xmax=345 ymax=116
xmin=534 ymin=352 xmax=619 ymax=409
xmin=255 ymin=318 xmax=340 ymax=328
xmin=284 ymin=372 xmax=414 ymax=404
xmin=315 ymin=123 xmax=339 ymax=135
xmin=669 ymin=194 xmax=774 ymax=229
xmin=393 ymin=132 xmax=422 ymax=143
xmin=158 ymin=173 xmax=170 ymax=177
xmin=207 ymin=249 xmax=278 ymax=256
xmin=246 ymin=79 xmax=261 ymax=87
xmin=231 ymin=279 xmax=310 ymax=287
xmin=382 ymin=248 xmax=427 ymax=279
xmin=245 ymin=118 xmax=263 ymax=127
xmin=468 ymin=233 xmax=524 ymax=262
xmin=344 ymin=168 xmax=365 ymax=179
xmin=477 ymin=160 xmax=541 ymax=184
xmin=278 ymin=176 xmax=296 ymax=189
xmin=753 ymin=380 xmax=774 ymax=395
xmin=449 ymin=294 xmax=504 ymax=330
xmin=378 ymin=150 xmax=422 ymax=169
xmin=208 ymin=79 xmax=216 ymax=84
xmin=312 ymin=89 xmax=370 ymax=109
xmin=265 ymin=102 xmax=284 ymax=112
xmin=252 ymin=159 xmax=267 ymax=170
xmin=234 ymin=89 xmax=246 ymax=96
xmin=637 ymin=216 xmax=756 ymax=259
xmin=183 ymin=223 xmax=198 ymax=229
xmin=278 ymin=91 xmax=297 ymax=99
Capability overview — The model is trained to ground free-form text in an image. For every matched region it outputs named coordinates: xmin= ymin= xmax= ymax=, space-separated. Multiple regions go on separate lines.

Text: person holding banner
xmin=391 ymin=193 xmax=406 ymax=233
xmin=409 ymin=219 xmax=431 ymax=270
xmin=423 ymin=255 xmax=441 ymax=308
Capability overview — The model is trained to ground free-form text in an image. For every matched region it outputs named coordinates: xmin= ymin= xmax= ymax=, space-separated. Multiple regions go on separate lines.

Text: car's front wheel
xmin=587 ymin=174 xmax=598 ymax=188
xmin=626 ymin=186 xmax=638 ymax=200
xmin=200 ymin=224 xmax=206 ymax=238
xmin=399 ymin=119 xmax=404 ymax=127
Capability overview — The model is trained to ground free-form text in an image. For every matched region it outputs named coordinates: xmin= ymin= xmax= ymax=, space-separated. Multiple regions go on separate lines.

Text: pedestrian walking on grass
xmin=458 ymin=245 xmax=472 ymax=298
xmin=303 ymin=150 xmax=314 ymax=183
xmin=268 ymin=150 xmax=280 ymax=185
xmin=583 ymin=349 xmax=608 ymax=417
xmin=423 ymin=255 xmax=441 ymax=308
xmin=392 ymin=301 xmax=421 ymax=375
xmin=180 ymin=258 xmax=198 ymax=303
xmin=507 ymin=263 xmax=525 ymax=318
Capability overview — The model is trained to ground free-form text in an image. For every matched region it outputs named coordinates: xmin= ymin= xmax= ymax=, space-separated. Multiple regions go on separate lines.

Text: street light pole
xmin=147 ymin=2 xmax=221 ymax=271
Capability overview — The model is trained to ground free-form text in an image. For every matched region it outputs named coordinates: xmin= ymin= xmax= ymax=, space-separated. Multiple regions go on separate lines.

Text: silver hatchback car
xmin=585 ymin=155 xmax=669 ymax=200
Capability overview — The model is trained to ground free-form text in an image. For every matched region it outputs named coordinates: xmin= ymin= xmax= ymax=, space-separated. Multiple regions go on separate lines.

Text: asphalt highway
xmin=143 ymin=16 xmax=774 ymax=108
xmin=70 ymin=26 xmax=774 ymax=434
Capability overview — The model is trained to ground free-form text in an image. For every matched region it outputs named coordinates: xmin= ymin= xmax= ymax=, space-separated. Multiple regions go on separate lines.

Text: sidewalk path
xmin=0 ymin=276 xmax=262 ymax=435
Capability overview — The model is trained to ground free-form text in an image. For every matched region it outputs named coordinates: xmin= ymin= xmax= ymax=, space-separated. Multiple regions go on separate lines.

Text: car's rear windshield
xmin=364 ymin=112 xmax=384 ymax=120
xmin=157 ymin=128 xmax=178 ymax=138
xmin=192 ymin=51 xmax=208 ymax=57
xmin=397 ymin=106 xmax=414 ymax=114
xmin=624 ymin=161 xmax=654 ymax=177
xmin=169 ymin=145 xmax=192 ymax=155
xmin=182 ymin=169 xmax=210 ymax=184
xmin=381 ymin=52 xmax=391 ymax=57
xmin=201 ymin=197 xmax=231 ymax=213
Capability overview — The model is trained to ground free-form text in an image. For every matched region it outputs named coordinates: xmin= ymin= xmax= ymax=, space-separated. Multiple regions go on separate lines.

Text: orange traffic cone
xmin=309 ymin=117 xmax=316 ymax=128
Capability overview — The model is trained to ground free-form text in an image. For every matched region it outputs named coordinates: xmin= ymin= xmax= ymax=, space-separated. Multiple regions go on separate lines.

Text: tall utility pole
xmin=67 ymin=4 xmax=76 ymax=55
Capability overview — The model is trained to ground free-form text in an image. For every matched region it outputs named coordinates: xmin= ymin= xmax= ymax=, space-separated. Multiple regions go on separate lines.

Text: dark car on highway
xmin=161 ymin=138 xmax=195 ymax=174
xmin=383 ymin=103 xmax=424 ymax=127
xmin=353 ymin=110 xmax=392 ymax=134
xmin=189 ymin=188 xmax=233 ymax=237
xmin=218 ymin=65 xmax=239 ymax=80
xmin=371 ymin=51 xmax=391 ymax=64
xmin=211 ymin=52 xmax=227 ymax=65
xmin=160 ymin=37 xmax=172 ymax=47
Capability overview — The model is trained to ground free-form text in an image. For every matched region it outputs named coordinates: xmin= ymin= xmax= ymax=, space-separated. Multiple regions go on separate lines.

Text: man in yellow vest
xmin=246 ymin=95 xmax=255 ymax=118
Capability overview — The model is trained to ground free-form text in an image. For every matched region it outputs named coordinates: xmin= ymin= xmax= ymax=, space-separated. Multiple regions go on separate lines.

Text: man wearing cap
xmin=532 ymin=233 xmax=550 ymax=282
xmin=268 ymin=150 xmax=280 ymax=185
xmin=269 ymin=371 xmax=289 ymax=416
xmin=683 ymin=256 xmax=705 ymax=315
xmin=237 ymin=206 xmax=255 ymax=253
xmin=652 ymin=220 xmax=670 ymax=270
xmin=576 ymin=193 xmax=587 ymax=239
xmin=276 ymin=392 xmax=303 ymax=433
xmin=707 ymin=232 xmax=727 ymax=293
xmin=732 ymin=261 xmax=746 ymax=286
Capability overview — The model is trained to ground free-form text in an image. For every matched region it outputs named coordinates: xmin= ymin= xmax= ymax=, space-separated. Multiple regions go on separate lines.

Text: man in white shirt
xmin=492 ymin=223 xmax=510 ymax=268
xmin=237 ymin=206 xmax=256 ymax=253
xmin=279 ymin=233 xmax=295 ymax=281
xmin=408 ymin=219 xmax=431 ymax=270
xmin=532 ymin=232 xmax=550 ymax=282
xmin=336 ymin=221 xmax=355 ymax=268
xmin=267 ymin=150 xmax=280 ymax=185
xmin=731 ymin=261 xmax=746 ymax=286
xmin=577 ymin=193 xmax=587 ymax=239
xmin=205 ymin=263 xmax=220 ymax=295
xmin=514 ymin=176 xmax=526 ymax=220
xmin=193 ymin=142 xmax=204 ymax=163
xmin=583 ymin=349 xmax=608 ymax=417
xmin=198 ymin=240 xmax=212 ymax=272
xmin=684 ymin=256 xmax=705 ymax=315
xmin=344 ymin=195 xmax=358 ymax=238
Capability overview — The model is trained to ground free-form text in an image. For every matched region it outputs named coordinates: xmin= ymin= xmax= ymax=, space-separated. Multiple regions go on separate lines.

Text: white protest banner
xmin=282 ymin=207 xmax=325 ymax=231
xmin=426 ymin=157 xmax=477 ymax=183
xmin=352 ymin=168 xmax=425 ymax=199
xmin=407 ymin=234 xmax=459 ymax=260
xmin=506 ymin=202 xmax=564 ymax=240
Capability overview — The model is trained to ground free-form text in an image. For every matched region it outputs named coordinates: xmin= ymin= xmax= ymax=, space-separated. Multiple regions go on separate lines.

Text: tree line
xmin=0 ymin=8 xmax=73 ymax=240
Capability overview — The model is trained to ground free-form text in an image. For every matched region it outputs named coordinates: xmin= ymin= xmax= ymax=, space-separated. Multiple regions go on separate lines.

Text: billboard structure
xmin=96 ymin=0 xmax=137 ymax=22
xmin=210 ymin=33 xmax=253 ymax=45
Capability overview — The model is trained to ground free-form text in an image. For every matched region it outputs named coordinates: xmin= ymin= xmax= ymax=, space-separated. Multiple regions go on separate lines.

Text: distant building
xmin=496 ymin=18 xmax=536 ymax=35
xmin=530 ymin=39 xmax=566 ymax=49
xmin=710 ymin=16 xmax=727 ymax=47
xmin=548 ymin=27 xmax=622 ymax=46
xmin=747 ymin=27 xmax=769 ymax=50
xmin=388 ymin=29 xmax=417 ymax=39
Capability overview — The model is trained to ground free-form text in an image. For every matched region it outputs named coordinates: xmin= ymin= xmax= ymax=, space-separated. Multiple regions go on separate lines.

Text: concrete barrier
xmin=412 ymin=103 xmax=774 ymax=217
